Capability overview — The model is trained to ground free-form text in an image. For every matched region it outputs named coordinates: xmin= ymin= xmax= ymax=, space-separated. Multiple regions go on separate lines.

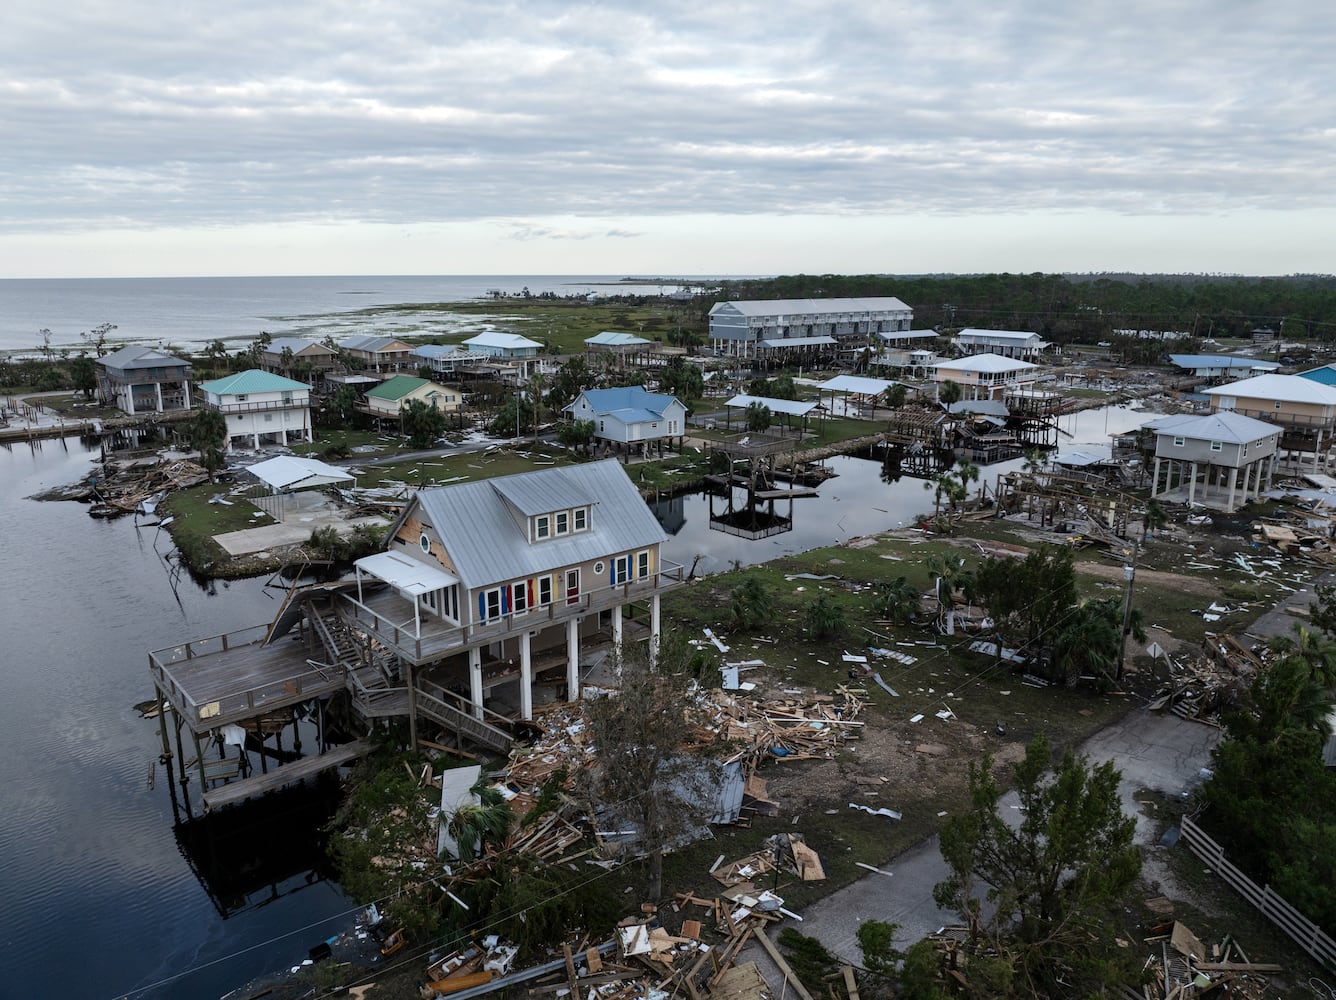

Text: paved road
xmin=743 ymin=709 xmax=1221 ymax=973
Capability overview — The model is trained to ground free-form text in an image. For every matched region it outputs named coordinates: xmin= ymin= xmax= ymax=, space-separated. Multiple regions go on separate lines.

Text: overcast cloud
xmin=3 ymin=1 xmax=1334 ymax=276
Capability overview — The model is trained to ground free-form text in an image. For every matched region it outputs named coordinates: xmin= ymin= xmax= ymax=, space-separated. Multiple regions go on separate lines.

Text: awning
xmin=724 ymin=394 xmax=823 ymax=417
xmin=355 ymin=550 xmax=459 ymax=596
xmin=816 ymin=375 xmax=900 ymax=395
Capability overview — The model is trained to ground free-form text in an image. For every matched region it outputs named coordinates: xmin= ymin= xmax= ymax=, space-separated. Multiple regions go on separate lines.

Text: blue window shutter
xmin=478 ymin=593 xmax=485 ymax=620
xmin=502 ymin=588 xmax=510 ymax=613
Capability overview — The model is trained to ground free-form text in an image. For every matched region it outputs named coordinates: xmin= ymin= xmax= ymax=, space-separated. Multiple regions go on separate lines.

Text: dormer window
xmin=535 ymin=515 xmax=550 ymax=540
xmin=555 ymin=511 xmax=569 ymax=535
xmin=573 ymin=507 xmax=588 ymax=531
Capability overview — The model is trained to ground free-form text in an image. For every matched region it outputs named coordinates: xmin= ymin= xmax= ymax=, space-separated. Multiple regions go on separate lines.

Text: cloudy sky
xmin=3 ymin=0 xmax=1334 ymax=278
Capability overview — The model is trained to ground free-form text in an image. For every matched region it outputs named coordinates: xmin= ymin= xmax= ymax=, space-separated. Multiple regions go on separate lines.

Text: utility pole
xmin=1117 ymin=545 xmax=1137 ymax=682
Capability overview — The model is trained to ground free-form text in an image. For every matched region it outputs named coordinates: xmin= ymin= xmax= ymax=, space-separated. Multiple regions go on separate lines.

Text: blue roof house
xmin=564 ymin=386 xmax=688 ymax=457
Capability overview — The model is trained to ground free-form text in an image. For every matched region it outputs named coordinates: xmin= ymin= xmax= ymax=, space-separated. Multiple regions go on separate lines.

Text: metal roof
xmin=340 ymin=335 xmax=412 ymax=352
xmin=934 ymin=353 xmax=1038 ymax=373
xmin=1142 ymin=411 xmax=1281 ymax=444
xmin=568 ymin=387 xmax=681 ymax=418
xmin=98 ymin=345 xmax=188 ymax=369
xmin=247 ymin=455 xmax=354 ymax=490
xmin=816 ymin=375 xmax=899 ymax=395
xmin=365 ymin=375 xmax=429 ymax=400
xmin=724 ymin=394 xmax=822 ymax=417
xmin=947 ymin=399 xmax=1010 ymax=417
xmin=956 ymin=329 xmax=1043 ymax=342
xmin=711 ymin=296 xmax=911 ymax=317
xmin=357 ymin=550 xmax=459 ymax=596
xmin=1298 ymin=365 xmax=1336 ymax=386
xmin=586 ymin=332 xmax=651 ymax=346
xmin=464 ymin=332 xmax=542 ymax=349
xmin=1203 ymin=373 xmax=1336 ymax=405
xmin=200 ymin=369 xmax=311 ymax=395
xmin=411 ymin=460 xmax=667 ymax=588
xmin=266 ymin=337 xmax=332 ymax=355
xmin=876 ymin=329 xmax=938 ymax=341
xmin=1169 ymin=354 xmax=1273 ymax=369
xmin=412 ymin=344 xmax=471 ymax=359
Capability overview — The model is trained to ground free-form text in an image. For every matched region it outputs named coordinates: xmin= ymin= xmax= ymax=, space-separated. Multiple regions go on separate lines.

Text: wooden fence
xmin=1179 ymin=815 xmax=1336 ymax=968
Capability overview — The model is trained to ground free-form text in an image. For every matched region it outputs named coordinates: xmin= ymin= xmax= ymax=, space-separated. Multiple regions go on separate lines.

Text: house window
xmin=1210 ymin=441 xmax=1223 ymax=452
xmin=599 ymin=420 xmax=605 ymax=432
xmin=637 ymin=549 xmax=650 ymax=579
xmin=282 ymin=391 xmax=293 ymax=404
xmin=573 ymin=507 xmax=588 ymax=531
xmin=593 ymin=560 xmax=605 ymax=576
xmin=535 ymin=515 xmax=550 ymax=540
xmin=538 ymin=575 xmax=554 ymax=606
xmin=1173 ymin=436 xmax=1185 ymax=447
xmin=555 ymin=511 xmax=569 ymax=535
xmin=612 ymin=555 xmax=631 ymax=586
xmin=422 ymin=585 xmax=459 ymax=622
xmin=481 ymin=587 xmax=504 ymax=622
xmin=511 ymin=581 xmax=529 ymax=616
xmin=235 ymin=394 xmax=248 ymax=402
xmin=1275 ymin=400 xmax=1282 ymax=409
xmin=420 ymin=532 xmax=432 ymax=553
xmin=264 ymin=413 xmax=273 ymax=422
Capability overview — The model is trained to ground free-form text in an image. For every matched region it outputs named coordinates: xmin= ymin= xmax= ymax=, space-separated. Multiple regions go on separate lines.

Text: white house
xmin=954 ymin=329 xmax=1048 ymax=360
xmin=198 ymin=369 xmax=313 ymax=451
xmin=932 ymin=354 xmax=1041 ymax=400
xmin=708 ymin=297 xmax=913 ymax=359
xmin=565 ymin=386 xmax=688 ymax=456
xmin=463 ymin=332 xmax=543 ymax=379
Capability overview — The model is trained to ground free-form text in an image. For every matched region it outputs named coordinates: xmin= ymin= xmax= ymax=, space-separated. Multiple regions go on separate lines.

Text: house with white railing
xmin=338 ymin=459 xmax=682 ymax=722
xmin=97 ymin=346 xmax=193 ymax=415
xmin=198 ymin=369 xmax=313 ymax=451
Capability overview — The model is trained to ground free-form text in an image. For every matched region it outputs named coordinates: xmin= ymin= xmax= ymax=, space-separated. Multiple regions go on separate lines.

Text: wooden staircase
xmin=309 ymin=602 xmax=409 ymax=718
xmin=416 ymin=680 xmax=515 ymax=754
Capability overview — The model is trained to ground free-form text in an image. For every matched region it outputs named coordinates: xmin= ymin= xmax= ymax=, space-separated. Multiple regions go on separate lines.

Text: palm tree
xmin=1268 ymin=624 xmax=1336 ymax=688
xmin=1243 ymin=655 xmax=1335 ymax=743
xmin=447 ymin=783 xmax=513 ymax=861
xmin=938 ymin=379 xmax=963 ymax=406
xmin=873 ymin=576 xmax=921 ymax=624
xmin=731 ymin=575 xmax=775 ymax=630
xmin=927 ymin=552 xmax=969 ymax=631
xmin=1141 ymin=497 xmax=1169 ymax=541
xmin=805 ymin=595 xmax=846 ymax=639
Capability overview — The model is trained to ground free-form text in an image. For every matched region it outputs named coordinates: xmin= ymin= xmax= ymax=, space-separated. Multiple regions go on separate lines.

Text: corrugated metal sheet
xmin=199 ymin=369 xmax=311 ymax=395
xmin=573 ymin=387 xmax=679 ymax=416
xmin=725 ymin=394 xmax=821 ymax=417
xmin=416 ymin=459 xmax=667 ymax=586
xmin=99 ymin=345 xmax=188 ymax=369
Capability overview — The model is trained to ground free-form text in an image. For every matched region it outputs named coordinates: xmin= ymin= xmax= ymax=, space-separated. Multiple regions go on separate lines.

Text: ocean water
xmin=0 ymin=274 xmax=719 ymax=356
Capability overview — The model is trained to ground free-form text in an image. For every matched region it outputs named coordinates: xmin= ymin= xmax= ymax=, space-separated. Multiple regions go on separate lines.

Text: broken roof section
xmin=247 ymin=455 xmax=354 ymax=492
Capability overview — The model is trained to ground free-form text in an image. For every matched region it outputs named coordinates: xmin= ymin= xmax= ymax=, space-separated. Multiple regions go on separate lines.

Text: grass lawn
xmin=289 ymin=428 xmax=399 ymax=459
xmin=25 ymin=392 xmax=123 ymax=417
xmin=162 ymin=482 xmax=266 ymax=573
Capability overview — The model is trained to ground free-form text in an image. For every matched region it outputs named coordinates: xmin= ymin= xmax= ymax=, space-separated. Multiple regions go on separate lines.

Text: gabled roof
xmin=1169 ymin=354 xmax=1273 ymax=369
xmin=956 ymin=329 xmax=1043 ymax=342
xmin=1142 ymin=411 xmax=1281 ymax=444
xmin=247 ymin=455 xmax=354 ymax=490
xmin=877 ymin=329 xmax=938 ymax=341
xmin=934 ymin=353 xmax=1039 ymax=374
xmin=464 ymin=332 xmax=542 ymax=350
xmin=98 ymin=345 xmax=189 ymax=369
xmin=586 ymin=331 xmax=651 ymax=347
xmin=410 ymin=460 xmax=668 ymax=588
xmin=266 ymin=337 xmax=333 ymax=355
xmin=365 ymin=375 xmax=431 ymax=401
xmin=200 ymin=369 xmax=311 ymax=395
xmin=340 ymin=335 xmax=411 ymax=352
xmin=1202 ymin=373 xmax=1336 ymax=405
xmin=710 ymin=296 xmax=911 ymax=316
xmin=568 ymin=387 xmax=683 ymax=421
xmin=412 ymin=344 xmax=472 ymax=360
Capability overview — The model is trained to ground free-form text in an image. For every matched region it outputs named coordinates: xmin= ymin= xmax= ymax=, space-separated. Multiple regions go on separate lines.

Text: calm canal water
xmin=0 ymin=403 xmax=1148 ymax=998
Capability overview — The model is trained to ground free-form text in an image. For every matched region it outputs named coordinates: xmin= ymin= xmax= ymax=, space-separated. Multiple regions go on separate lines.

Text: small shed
xmin=246 ymin=455 xmax=355 ymax=518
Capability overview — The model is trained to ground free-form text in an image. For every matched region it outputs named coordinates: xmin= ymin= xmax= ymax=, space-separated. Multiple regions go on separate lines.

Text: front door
xmin=565 ymin=567 xmax=580 ymax=606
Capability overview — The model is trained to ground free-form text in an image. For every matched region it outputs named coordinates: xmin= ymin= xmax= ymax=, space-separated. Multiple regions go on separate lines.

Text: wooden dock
xmin=202 ymin=738 xmax=372 ymax=812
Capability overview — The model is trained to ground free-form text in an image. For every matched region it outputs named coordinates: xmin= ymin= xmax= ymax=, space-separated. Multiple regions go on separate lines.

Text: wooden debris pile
xmin=1251 ymin=503 xmax=1336 ymax=562
xmin=706 ymin=688 xmax=867 ymax=768
xmin=1134 ymin=920 xmax=1278 ymax=999
xmin=1146 ymin=636 xmax=1263 ymax=726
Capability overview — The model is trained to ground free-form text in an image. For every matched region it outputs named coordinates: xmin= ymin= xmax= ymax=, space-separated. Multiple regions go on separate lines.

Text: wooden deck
xmin=202 ymin=738 xmax=372 ymax=812
xmin=151 ymin=628 xmax=347 ymax=734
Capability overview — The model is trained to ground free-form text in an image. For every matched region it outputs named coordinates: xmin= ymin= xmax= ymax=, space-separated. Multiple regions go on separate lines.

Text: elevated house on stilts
xmin=150 ymin=460 xmax=683 ymax=813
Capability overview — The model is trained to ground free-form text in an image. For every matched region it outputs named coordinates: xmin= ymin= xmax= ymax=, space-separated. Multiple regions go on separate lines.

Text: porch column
xmin=566 ymin=619 xmax=581 ymax=701
xmin=650 ymin=594 xmax=662 ymax=666
xmin=252 ymin=431 xmax=261 ymax=449
xmin=1151 ymin=456 xmax=1162 ymax=498
xmin=468 ymin=647 xmax=483 ymax=720
xmin=154 ymin=383 xmax=163 ymax=412
xmin=519 ymin=632 xmax=533 ymax=721
xmin=1187 ymin=462 xmax=1198 ymax=505
xmin=1226 ymin=466 xmax=1239 ymax=513
xmin=612 ymin=604 xmax=624 ymax=660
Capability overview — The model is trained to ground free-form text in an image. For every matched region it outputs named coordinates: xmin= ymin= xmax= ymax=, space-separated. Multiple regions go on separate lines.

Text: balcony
xmin=199 ymin=394 xmax=310 ymax=415
xmin=334 ymin=562 xmax=686 ymax=665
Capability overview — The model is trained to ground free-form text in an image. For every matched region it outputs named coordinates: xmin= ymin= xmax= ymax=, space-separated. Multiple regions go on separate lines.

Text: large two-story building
xmin=708 ymin=297 xmax=913 ymax=360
